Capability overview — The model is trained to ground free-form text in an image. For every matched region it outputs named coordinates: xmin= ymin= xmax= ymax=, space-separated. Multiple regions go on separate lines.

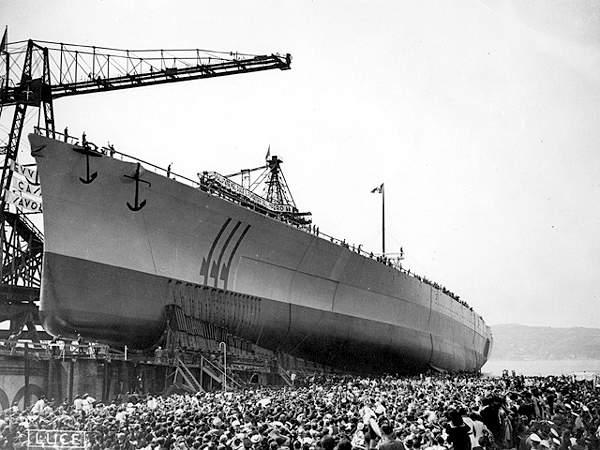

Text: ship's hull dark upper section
xmin=31 ymin=134 xmax=493 ymax=372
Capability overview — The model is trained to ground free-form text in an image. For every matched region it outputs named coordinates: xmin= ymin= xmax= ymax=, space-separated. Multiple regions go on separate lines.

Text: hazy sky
xmin=2 ymin=0 xmax=599 ymax=328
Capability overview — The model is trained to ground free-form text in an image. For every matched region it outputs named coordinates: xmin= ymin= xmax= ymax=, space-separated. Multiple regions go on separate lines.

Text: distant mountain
xmin=490 ymin=324 xmax=600 ymax=360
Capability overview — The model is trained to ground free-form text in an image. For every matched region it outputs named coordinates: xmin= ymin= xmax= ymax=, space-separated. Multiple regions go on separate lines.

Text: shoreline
xmin=482 ymin=358 xmax=600 ymax=376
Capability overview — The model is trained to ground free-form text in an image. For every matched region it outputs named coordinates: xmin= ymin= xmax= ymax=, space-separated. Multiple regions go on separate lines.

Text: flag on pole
xmin=265 ymin=145 xmax=271 ymax=160
xmin=370 ymin=183 xmax=384 ymax=194
xmin=0 ymin=27 xmax=7 ymax=53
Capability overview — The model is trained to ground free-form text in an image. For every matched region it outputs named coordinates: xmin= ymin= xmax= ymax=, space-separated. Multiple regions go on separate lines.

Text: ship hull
xmin=32 ymin=134 xmax=492 ymax=373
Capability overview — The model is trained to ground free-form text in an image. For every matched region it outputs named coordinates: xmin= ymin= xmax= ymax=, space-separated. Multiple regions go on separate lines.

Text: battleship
xmin=30 ymin=130 xmax=492 ymax=373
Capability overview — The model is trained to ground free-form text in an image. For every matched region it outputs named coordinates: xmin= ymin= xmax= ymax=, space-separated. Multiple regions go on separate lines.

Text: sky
xmin=1 ymin=0 xmax=599 ymax=328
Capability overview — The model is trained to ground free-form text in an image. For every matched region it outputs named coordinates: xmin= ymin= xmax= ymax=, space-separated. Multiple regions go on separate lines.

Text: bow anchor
xmin=124 ymin=163 xmax=151 ymax=212
xmin=73 ymin=144 xmax=101 ymax=184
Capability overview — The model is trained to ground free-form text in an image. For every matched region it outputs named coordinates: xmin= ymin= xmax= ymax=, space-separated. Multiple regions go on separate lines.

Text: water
xmin=482 ymin=359 xmax=600 ymax=377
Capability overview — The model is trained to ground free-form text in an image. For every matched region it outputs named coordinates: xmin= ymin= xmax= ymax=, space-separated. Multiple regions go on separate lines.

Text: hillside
xmin=490 ymin=324 xmax=600 ymax=360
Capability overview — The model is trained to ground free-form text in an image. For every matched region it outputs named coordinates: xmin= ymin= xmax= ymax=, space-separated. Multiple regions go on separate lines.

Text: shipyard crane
xmin=0 ymin=31 xmax=291 ymax=336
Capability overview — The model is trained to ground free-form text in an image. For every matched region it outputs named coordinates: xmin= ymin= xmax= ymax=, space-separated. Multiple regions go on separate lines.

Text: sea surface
xmin=482 ymin=359 xmax=600 ymax=377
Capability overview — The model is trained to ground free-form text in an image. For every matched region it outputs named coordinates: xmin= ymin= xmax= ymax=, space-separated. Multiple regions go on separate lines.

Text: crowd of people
xmin=1 ymin=372 xmax=599 ymax=450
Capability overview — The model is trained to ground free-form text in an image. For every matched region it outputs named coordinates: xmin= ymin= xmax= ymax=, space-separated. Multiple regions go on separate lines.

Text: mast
xmin=382 ymin=184 xmax=385 ymax=255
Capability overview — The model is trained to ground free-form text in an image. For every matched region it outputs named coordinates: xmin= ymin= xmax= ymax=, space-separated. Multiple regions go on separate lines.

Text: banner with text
xmin=10 ymin=171 xmax=42 ymax=198
xmin=5 ymin=189 xmax=43 ymax=213
xmin=12 ymin=161 xmax=39 ymax=185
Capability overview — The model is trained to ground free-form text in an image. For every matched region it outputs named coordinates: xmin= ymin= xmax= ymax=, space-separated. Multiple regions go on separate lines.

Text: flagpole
xmin=382 ymin=185 xmax=385 ymax=256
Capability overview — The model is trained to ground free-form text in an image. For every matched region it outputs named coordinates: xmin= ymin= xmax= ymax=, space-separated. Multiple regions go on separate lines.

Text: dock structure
xmin=0 ymin=336 xmax=332 ymax=409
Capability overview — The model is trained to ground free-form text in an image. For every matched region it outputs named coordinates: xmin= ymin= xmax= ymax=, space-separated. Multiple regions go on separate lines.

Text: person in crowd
xmin=446 ymin=409 xmax=472 ymax=450
xmin=378 ymin=422 xmax=405 ymax=450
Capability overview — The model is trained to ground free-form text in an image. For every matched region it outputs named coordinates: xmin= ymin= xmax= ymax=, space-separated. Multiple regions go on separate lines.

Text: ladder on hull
xmin=162 ymin=304 xmax=245 ymax=390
